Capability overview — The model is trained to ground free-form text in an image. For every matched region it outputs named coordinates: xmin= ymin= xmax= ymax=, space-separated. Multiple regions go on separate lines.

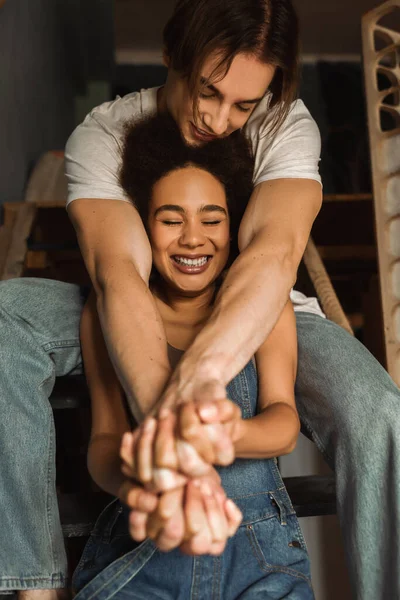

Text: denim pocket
xmin=244 ymin=514 xmax=311 ymax=584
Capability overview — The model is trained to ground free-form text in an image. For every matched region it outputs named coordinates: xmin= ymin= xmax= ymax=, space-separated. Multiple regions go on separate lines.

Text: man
xmin=1 ymin=1 xmax=399 ymax=598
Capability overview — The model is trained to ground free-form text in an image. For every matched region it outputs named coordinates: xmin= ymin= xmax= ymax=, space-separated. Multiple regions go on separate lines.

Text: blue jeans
xmin=72 ymin=355 xmax=313 ymax=599
xmin=0 ymin=278 xmax=399 ymax=598
xmin=72 ymin=495 xmax=312 ymax=600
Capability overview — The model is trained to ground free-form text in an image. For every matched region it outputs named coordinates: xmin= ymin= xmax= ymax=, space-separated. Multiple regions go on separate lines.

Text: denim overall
xmin=73 ymin=358 xmax=313 ymax=599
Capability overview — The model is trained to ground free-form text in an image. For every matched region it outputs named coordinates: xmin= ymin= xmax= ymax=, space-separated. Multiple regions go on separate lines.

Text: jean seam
xmin=245 ymin=525 xmax=312 ymax=585
xmin=45 ymin=414 xmax=57 ymax=575
xmin=212 ymin=556 xmax=221 ymax=600
xmin=42 ymin=339 xmax=81 ymax=352
xmin=299 ymin=416 xmax=334 ymax=467
xmin=190 ymin=557 xmax=201 ymax=600
xmin=231 ymin=487 xmax=286 ymax=500
xmin=291 ymin=516 xmax=309 ymax=553
xmin=0 ymin=574 xmax=67 ymax=589
xmin=81 ymin=541 xmax=156 ymax=600
xmin=238 ymin=369 xmax=252 ymax=419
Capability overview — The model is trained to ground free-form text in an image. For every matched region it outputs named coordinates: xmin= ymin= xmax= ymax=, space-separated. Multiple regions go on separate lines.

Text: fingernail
xmin=216 ymin=490 xmax=226 ymax=503
xmin=144 ymin=418 xmax=156 ymax=432
xmin=201 ymin=481 xmax=212 ymax=496
xmin=199 ymin=404 xmax=217 ymax=419
xmin=217 ymin=451 xmax=234 ymax=466
xmin=226 ymin=499 xmax=241 ymax=515
xmin=153 ymin=468 xmax=186 ymax=490
xmin=158 ymin=407 xmax=170 ymax=420
xmin=204 ymin=424 xmax=219 ymax=441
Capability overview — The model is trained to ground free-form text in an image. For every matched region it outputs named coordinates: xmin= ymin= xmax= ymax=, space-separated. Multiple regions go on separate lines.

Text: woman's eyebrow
xmin=199 ymin=204 xmax=227 ymax=215
xmin=154 ymin=204 xmax=184 ymax=216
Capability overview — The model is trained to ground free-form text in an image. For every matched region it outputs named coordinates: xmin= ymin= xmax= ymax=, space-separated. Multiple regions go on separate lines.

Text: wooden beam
xmin=1 ymin=204 xmax=37 ymax=280
xmin=323 ymin=193 xmax=373 ymax=202
xmin=303 ymin=237 xmax=353 ymax=335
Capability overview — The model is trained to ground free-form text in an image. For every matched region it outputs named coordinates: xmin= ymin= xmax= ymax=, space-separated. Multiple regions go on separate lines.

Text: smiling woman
xmin=148 ymin=169 xmax=231 ymax=294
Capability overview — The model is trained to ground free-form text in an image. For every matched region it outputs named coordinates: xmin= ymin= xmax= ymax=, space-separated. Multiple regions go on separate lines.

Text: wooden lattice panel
xmin=362 ymin=1 xmax=400 ymax=385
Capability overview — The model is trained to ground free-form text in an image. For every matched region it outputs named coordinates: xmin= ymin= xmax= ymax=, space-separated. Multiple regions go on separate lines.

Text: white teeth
xmin=175 ymin=256 xmax=208 ymax=267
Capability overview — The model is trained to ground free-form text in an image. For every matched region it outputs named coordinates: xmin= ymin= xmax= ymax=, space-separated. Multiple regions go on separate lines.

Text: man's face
xmin=161 ymin=52 xmax=276 ymax=145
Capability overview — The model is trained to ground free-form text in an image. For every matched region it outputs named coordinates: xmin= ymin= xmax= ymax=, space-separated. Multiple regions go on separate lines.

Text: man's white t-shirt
xmin=65 ymin=87 xmax=325 ymax=318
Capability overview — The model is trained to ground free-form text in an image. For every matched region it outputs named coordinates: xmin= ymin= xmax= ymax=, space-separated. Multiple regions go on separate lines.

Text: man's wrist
xmin=179 ymin=350 xmax=232 ymax=388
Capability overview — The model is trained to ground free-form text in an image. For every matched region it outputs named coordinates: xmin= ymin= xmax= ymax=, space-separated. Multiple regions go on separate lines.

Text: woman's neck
xmin=151 ymin=282 xmax=216 ymax=350
xmin=153 ymin=283 xmax=215 ymax=322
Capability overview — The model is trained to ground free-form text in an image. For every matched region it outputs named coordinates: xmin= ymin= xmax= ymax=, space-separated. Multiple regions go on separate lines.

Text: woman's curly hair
xmin=119 ymin=113 xmax=254 ymax=261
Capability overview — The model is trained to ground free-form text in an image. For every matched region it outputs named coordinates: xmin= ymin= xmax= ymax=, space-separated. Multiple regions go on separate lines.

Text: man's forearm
xmin=179 ymin=234 xmax=296 ymax=387
xmin=96 ymin=266 xmax=171 ymax=421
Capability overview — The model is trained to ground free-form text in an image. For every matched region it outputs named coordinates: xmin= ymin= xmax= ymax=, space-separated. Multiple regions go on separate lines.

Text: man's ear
xmin=163 ymin=50 xmax=170 ymax=68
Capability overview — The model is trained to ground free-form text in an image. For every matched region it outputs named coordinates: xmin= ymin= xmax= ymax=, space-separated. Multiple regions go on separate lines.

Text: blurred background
xmin=0 ymin=1 xmax=393 ymax=597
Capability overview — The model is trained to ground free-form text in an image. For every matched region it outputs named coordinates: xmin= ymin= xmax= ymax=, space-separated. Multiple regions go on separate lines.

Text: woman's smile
xmin=171 ymin=254 xmax=212 ymax=274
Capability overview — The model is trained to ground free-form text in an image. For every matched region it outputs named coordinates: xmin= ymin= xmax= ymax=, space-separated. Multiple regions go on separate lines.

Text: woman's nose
xmin=179 ymin=223 xmax=206 ymax=247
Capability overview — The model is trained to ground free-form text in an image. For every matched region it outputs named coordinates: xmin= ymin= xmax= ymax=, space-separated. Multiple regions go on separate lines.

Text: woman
xmin=72 ymin=113 xmax=314 ymax=599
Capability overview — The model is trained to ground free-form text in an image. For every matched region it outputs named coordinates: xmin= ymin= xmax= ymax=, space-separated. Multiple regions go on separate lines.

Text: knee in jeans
xmin=0 ymin=278 xmax=25 ymax=308
xmin=338 ymin=387 xmax=400 ymax=451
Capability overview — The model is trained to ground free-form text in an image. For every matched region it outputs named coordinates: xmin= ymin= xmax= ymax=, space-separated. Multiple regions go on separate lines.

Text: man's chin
xmin=182 ymin=130 xmax=203 ymax=147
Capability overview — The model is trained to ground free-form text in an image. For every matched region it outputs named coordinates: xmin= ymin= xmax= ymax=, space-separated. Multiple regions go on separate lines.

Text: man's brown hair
xmin=163 ymin=0 xmax=299 ymax=135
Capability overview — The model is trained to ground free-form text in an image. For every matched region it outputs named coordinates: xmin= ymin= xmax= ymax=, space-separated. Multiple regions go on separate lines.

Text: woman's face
xmin=147 ymin=166 xmax=230 ymax=296
xmin=161 ymin=52 xmax=276 ymax=145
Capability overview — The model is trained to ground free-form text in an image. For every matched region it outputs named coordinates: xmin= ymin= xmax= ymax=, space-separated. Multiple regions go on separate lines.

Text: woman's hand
xmin=119 ymin=467 xmax=243 ymax=555
xmin=120 ymin=426 xmax=188 ymax=492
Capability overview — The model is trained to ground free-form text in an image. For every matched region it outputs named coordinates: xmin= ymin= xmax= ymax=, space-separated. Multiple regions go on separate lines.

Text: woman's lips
xmin=171 ymin=255 xmax=212 ymax=274
xmin=189 ymin=122 xmax=218 ymax=142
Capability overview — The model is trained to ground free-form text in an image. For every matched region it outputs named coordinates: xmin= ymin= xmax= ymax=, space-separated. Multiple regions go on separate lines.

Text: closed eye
xmin=161 ymin=220 xmax=183 ymax=226
xmin=236 ymin=104 xmax=252 ymax=113
xmin=199 ymin=91 xmax=216 ymax=99
xmin=203 ymin=220 xmax=223 ymax=225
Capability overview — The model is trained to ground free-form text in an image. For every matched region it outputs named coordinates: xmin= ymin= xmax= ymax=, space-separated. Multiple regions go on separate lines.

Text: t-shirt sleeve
xmin=249 ymin=99 xmax=322 ymax=188
xmin=65 ymin=108 xmax=130 ymax=206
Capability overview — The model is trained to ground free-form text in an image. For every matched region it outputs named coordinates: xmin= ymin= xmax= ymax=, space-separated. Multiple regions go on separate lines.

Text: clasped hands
xmin=118 ymin=380 xmax=244 ymax=555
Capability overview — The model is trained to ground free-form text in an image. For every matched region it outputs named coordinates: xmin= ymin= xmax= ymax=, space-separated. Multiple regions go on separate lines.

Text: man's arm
xmin=69 ymin=198 xmax=171 ymax=420
xmin=164 ymin=178 xmax=322 ymax=401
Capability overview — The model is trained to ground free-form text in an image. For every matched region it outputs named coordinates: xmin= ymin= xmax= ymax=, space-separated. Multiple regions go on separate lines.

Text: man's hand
xmin=120 ymin=398 xmax=243 ymax=491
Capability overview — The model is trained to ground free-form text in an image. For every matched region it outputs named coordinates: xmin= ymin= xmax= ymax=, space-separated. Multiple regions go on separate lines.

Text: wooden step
xmin=284 ymin=475 xmax=336 ymax=518
xmin=57 ymin=476 xmax=336 ymax=539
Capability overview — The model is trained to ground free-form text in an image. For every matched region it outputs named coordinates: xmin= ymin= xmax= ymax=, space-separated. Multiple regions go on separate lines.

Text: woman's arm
xmin=234 ymin=300 xmax=300 ymax=458
xmin=80 ymin=289 xmax=132 ymax=496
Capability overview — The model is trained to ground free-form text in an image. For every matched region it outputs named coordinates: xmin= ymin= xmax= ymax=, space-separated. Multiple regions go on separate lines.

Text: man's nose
xmin=205 ymin=105 xmax=229 ymax=136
